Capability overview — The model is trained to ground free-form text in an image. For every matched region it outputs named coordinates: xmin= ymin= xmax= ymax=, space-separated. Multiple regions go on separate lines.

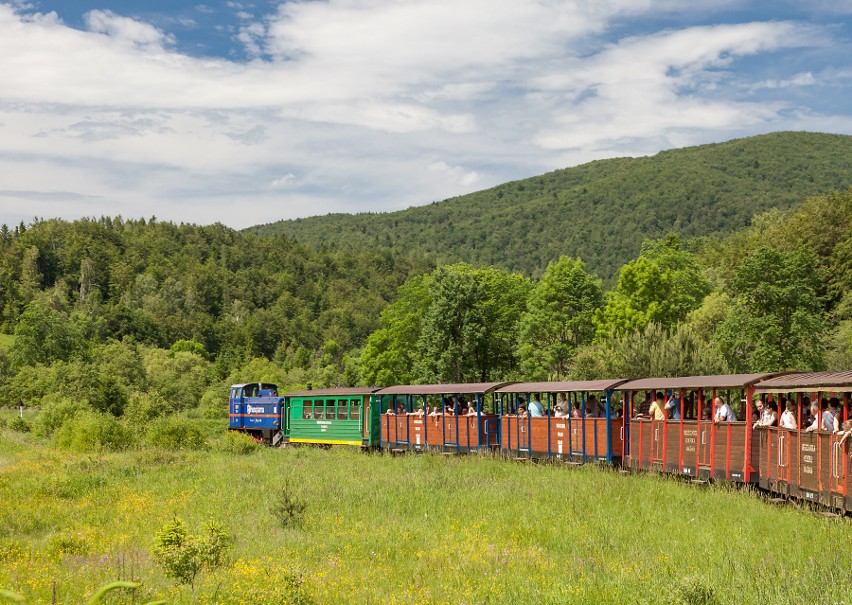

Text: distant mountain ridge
xmin=248 ymin=132 xmax=852 ymax=282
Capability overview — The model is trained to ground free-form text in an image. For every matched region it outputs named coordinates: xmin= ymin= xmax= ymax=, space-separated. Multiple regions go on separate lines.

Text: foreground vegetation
xmin=1 ymin=428 xmax=850 ymax=605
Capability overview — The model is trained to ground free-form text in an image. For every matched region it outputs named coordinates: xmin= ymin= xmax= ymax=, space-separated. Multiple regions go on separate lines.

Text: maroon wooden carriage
xmin=377 ymin=382 xmax=507 ymax=452
xmin=618 ymin=374 xmax=781 ymax=482
xmin=495 ymin=380 xmax=627 ymax=463
xmin=752 ymin=371 xmax=852 ymax=510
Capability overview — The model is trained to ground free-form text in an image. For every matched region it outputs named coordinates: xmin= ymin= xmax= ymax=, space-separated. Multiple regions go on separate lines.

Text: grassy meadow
xmin=1 ymin=424 xmax=851 ymax=605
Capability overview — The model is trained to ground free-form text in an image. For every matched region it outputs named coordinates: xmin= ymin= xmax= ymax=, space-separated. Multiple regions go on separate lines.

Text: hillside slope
xmin=249 ymin=132 xmax=852 ymax=281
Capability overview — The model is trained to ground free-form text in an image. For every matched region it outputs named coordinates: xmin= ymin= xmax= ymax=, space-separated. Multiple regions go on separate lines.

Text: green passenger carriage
xmin=284 ymin=387 xmax=381 ymax=447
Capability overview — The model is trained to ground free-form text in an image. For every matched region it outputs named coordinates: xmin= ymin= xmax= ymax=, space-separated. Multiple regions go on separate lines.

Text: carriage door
xmin=651 ymin=419 xmax=665 ymax=469
xmin=517 ymin=395 xmax=530 ymax=454
xmin=775 ymin=429 xmax=792 ymax=484
xmin=697 ymin=391 xmax=712 ymax=470
xmin=830 ymin=433 xmax=846 ymax=497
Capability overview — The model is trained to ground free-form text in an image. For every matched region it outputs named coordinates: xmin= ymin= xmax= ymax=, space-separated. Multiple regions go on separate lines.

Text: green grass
xmin=0 ymin=430 xmax=850 ymax=604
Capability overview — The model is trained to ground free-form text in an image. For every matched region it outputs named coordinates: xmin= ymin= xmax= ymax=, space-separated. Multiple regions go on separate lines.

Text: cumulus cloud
xmin=750 ymin=72 xmax=817 ymax=91
xmin=0 ymin=1 xmax=847 ymax=228
xmin=84 ymin=9 xmax=175 ymax=48
xmin=271 ymin=173 xmax=298 ymax=188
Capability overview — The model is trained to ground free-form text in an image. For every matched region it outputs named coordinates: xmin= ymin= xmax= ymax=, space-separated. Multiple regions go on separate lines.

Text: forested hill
xmin=249 ymin=132 xmax=852 ymax=282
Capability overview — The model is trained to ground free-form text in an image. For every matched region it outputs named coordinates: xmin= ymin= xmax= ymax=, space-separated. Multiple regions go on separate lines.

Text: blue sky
xmin=1 ymin=0 xmax=851 ymax=228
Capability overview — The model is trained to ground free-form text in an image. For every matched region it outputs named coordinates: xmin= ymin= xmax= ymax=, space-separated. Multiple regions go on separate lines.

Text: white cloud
xmin=428 ymin=161 xmax=480 ymax=188
xmin=0 ymin=1 xmax=847 ymax=229
xmin=84 ymin=9 xmax=175 ymax=48
xmin=751 ymin=71 xmax=817 ymax=91
xmin=271 ymin=173 xmax=297 ymax=188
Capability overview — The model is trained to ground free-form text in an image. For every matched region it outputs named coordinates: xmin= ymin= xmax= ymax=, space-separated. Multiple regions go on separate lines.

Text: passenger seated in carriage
xmin=804 ymin=401 xmax=821 ymax=432
xmin=713 ymin=397 xmax=737 ymax=423
xmin=528 ymin=394 xmax=545 ymax=417
xmin=779 ymin=400 xmax=797 ymax=429
xmin=465 ymin=401 xmax=477 ymax=416
xmin=665 ymin=393 xmax=681 ymax=420
xmin=839 ymin=419 xmax=852 ymax=444
xmin=554 ymin=393 xmax=569 ymax=417
xmin=585 ymin=395 xmax=600 ymax=417
xmin=648 ymin=392 xmax=666 ymax=421
xmin=823 ymin=399 xmax=841 ymax=432
xmin=752 ymin=397 xmax=777 ymax=429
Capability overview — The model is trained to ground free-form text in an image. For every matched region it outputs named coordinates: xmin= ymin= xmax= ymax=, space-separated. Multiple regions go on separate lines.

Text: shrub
xmin=0 ymin=417 xmax=6 ymax=429
xmin=46 ymin=531 xmax=90 ymax=557
xmin=222 ymin=430 xmax=260 ymax=455
xmin=152 ymin=517 xmax=230 ymax=588
xmin=53 ymin=411 xmax=134 ymax=452
xmin=144 ymin=417 xmax=206 ymax=450
xmin=670 ymin=576 xmax=720 ymax=605
xmin=7 ymin=416 xmax=31 ymax=433
xmin=124 ymin=391 xmax=169 ymax=426
xmin=271 ymin=480 xmax=307 ymax=529
xmin=198 ymin=388 xmax=227 ymax=419
xmin=33 ymin=395 xmax=85 ymax=437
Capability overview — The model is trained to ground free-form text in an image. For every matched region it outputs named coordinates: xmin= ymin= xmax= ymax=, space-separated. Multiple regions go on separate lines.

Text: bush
xmin=8 ymin=416 xmax=31 ymax=433
xmin=124 ymin=391 xmax=169 ymax=426
xmin=144 ymin=417 xmax=206 ymax=450
xmin=271 ymin=480 xmax=307 ymax=529
xmin=53 ymin=411 xmax=134 ymax=452
xmin=670 ymin=576 xmax=720 ymax=605
xmin=198 ymin=388 xmax=227 ymax=419
xmin=34 ymin=395 xmax=85 ymax=437
xmin=222 ymin=430 xmax=260 ymax=455
xmin=0 ymin=417 xmax=6 ymax=429
xmin=152 ymin=517 xmax=231 ymax=587
xmin=46 ymin=531 xmax=90 ymax=557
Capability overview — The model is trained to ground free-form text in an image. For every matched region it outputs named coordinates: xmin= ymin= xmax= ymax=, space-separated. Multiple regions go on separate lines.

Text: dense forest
xmin=359 ymin=189 xmax=852 ymax=386
xmin=251 ymin=132 xmax=852 ymax=283
xmin=1 ymin=133 xmax=851 ymax=447
xmin=0 ymin=218 xmax=429 ymax=430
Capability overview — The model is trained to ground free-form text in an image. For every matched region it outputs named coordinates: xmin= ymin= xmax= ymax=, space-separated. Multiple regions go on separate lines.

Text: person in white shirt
xmin=554 ymin=393 xmax=570 ymax=417
xmin=779 ymin=400 xmax=797 ymax=430
xmin=804 ymin=402 xmax=821 ymax=432
xmin=714 ymin=397 xmax=737 ymax=423
xmin=752 ymin=397 xmax=776 ymax=428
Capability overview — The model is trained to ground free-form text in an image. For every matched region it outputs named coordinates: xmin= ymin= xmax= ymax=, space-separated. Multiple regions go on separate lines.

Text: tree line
xmin=254 ymin=132 xmax=852 ymax=283
xmin=361 ymin=189 xmax=852 ymax=385
xmin=0 ymin=189 xmax=850 ymax=434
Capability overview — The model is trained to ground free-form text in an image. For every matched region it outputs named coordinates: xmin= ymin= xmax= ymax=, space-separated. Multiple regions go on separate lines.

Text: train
xmin=228 ymin=370 xmax=852 ymax=512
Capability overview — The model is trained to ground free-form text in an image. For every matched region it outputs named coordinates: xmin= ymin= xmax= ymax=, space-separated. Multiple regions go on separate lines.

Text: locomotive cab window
xmin=337 ymin=399 xmax=349 ymax=420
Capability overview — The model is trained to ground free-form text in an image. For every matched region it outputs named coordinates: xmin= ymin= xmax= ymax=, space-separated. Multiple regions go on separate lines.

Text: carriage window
xmin=313 ymin=400 xmax=324 ymax=419
xmin=302 ymin=400 xmax=313 ymax=420
xmin=325 ymin=399 xmax=336 ymax=420
xmin=336 ymin=402 xmax=346 ymax=420
xmin=350 ymin=399 xmax=361 ymax=420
